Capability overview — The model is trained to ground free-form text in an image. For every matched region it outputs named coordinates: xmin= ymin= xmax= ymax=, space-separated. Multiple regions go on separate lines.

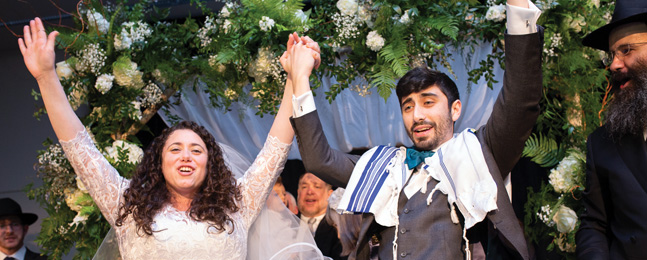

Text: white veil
xmin=92 ymin=142 xmax=324 ymax=260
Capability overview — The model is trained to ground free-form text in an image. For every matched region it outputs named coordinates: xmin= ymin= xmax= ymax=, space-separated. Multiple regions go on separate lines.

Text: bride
xmin=19 ymin=17 xmax=321 ymax=259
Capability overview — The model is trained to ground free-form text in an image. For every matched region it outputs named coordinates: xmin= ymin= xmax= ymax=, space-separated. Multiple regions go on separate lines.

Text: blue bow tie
xmin=405 ymin=148 xmax=435 ymax=170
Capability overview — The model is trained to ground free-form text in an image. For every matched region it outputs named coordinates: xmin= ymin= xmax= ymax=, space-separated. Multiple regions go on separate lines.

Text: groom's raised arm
xmin=288 ymin=37 xmax=359 ymax=188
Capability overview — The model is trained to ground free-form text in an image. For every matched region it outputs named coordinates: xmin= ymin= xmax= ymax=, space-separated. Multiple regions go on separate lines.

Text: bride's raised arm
xmin=19 ymin=17 xmax=84 ymax=142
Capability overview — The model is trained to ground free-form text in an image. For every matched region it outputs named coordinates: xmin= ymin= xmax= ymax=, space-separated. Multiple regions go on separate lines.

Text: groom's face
xmin=401 ymin=85 xmax=461 ymax=151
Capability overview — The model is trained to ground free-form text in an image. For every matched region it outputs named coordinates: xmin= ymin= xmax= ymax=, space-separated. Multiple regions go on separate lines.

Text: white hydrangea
xmin=77 ymin=43 xmax=106 ymax=75
xmin=336 ymin=0 xmax=358 ymax=16
xmin=56 ymin=60 xmax=74 ymax=80
xmin=549 ymin=150 xmax=582 ymax=193
xmin=259 ymin=16 xmax=275 ymax=32
xmin=485 ymin=4 xmax=506 ymax=22
xmin=114 ymin=21 xmax=153 ymax=51
xmin=140 ymin=82 xmax=163 ymax=107
xmin=104 ymin=140 xmax=144 ymax=165
xmin=95 ymin=74 xmax=114 ymax=94
xmin=86 ymin=10 xmax=110 ymax=34
xmin=197 ymin=16 xmax=217 ymax=48
xmin=366 ymin=30 xmax=385 ymax=51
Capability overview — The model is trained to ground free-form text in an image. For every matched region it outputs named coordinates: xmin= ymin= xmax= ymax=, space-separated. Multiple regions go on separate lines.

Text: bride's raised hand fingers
xmin=22 ymin=25 xmax=32 ymax=48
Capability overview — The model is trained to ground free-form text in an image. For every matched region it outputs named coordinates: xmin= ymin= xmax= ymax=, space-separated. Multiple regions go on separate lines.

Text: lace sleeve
xmin=237 ymin=135 xmax=291 ymax=228
xmin=60 ymin=130 xmax=130 ymax=226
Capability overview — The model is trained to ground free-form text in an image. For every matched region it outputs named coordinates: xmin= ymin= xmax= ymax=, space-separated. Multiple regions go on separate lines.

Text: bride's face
xmin=161 ymin=129 xmax=209 ymax=198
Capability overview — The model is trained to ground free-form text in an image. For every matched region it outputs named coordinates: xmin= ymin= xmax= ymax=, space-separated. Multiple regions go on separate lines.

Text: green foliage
xmin=25 ymin=0 xmax=615 ymax=258
xmin=523 ymin=134 xmax=566 ymax=168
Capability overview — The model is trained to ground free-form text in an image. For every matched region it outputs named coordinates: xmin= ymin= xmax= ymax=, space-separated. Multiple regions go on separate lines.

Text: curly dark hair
xmin=115 ymin=121 xmax=242 ymax=235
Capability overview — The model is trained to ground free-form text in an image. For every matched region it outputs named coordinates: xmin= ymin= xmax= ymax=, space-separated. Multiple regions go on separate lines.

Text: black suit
xmin=25 ymin=248 xmax=48 ymax=260
xmin=291 ymin=30 xmax=543 ymax=260
xmin=576 ymin=125 xmax=647 ymax=259
xmin=313 ymin=216 xmax=346 ymax=260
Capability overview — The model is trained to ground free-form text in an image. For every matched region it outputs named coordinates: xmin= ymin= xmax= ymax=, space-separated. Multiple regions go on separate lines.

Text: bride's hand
xmin=18 ymin=17 xmax=59 ymax=82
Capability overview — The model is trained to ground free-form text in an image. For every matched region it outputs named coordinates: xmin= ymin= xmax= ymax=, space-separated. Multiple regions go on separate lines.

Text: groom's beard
xmin=606 ymin=57 xmax=647 ymax=139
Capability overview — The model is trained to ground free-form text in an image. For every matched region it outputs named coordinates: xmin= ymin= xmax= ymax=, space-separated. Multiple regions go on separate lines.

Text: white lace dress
xmin=60 ymin=129 xmax=290 ymax=260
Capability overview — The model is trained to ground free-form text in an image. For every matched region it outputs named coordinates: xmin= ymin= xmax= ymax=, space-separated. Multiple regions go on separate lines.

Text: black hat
xmin=583 ymin=0 xmax=647 ymax=51
xmin=0 ymin=198 xmax=38 ymax=225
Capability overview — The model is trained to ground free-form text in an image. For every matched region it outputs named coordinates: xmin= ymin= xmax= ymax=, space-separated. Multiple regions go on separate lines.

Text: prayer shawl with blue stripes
xmin=335 ymin=129 xmax=498 ymax=230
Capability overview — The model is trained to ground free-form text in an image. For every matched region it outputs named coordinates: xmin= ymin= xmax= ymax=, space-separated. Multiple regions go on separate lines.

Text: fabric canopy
xmin=158 ymin=42 xmax=504 ymax=162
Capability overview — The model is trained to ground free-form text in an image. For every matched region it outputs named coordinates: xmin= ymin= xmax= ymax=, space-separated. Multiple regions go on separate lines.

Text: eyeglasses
xmin=603 ymin=42 xmax=647 ymax=66
xmin=0 ymin=222 xmax=22 ymax=230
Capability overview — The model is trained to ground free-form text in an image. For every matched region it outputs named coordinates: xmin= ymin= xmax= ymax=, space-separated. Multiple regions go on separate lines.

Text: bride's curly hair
xmin=115 ymin=121 xmax=242 ymax=235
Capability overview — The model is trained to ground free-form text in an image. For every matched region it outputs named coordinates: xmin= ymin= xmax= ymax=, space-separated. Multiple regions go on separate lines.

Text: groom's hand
xmin=507 ymin=0 xmax=529 ymax=8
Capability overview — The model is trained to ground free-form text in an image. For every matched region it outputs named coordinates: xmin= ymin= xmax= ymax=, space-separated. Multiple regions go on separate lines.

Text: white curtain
xmin=158 ymin=42 xmax=504 ymax=162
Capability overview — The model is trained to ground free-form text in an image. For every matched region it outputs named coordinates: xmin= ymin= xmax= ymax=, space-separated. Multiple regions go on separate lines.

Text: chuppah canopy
xmin=158 ymin=42 xmax=504 ymax=162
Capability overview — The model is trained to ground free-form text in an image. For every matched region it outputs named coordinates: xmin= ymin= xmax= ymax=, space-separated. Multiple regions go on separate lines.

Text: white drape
xmin=158 ymin=42 xmax=504 ymax=162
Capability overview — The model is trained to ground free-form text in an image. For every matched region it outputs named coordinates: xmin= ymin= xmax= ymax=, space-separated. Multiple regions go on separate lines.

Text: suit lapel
xmin=616 ymin=134 xmax=647 ymax=193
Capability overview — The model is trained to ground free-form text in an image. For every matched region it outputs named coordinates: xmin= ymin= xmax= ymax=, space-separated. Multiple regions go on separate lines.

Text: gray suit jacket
xmin=291 ymin=31 xmax=543 ymax=260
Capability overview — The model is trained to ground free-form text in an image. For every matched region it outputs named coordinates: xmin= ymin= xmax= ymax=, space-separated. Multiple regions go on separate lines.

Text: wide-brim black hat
xmin=0 ymin=198 xmax=38 ymax=225
xmin=583 ymin=0 xmax=647 ymax=51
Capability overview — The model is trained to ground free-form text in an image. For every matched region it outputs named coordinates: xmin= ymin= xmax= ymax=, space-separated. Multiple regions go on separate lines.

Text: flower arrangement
xmin=23 ymin=0 xmax=615 ymax=258
xmin=520 ymin=0 xmax=614 ymax=257
xmin=524 ymin=149 xmax=586 ymax=256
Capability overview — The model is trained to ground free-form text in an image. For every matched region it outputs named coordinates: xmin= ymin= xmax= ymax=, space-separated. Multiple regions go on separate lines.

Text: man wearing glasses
xmin=576 ymin=0 xmax=647 ymax=259
xmin=0 ymin=198 xmax=47 ymax=260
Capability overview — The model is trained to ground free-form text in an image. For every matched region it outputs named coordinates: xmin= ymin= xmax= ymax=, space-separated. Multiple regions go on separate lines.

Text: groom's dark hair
xmin=396 ymin=67 xmax=460 ymax=109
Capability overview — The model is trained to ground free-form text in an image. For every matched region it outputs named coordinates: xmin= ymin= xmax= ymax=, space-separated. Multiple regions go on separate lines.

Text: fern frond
xmin=522 ymin=134 xmax=566 ymax=168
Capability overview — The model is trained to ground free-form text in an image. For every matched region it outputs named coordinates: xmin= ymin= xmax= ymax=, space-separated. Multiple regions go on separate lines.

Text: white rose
xmin=86 ymin=10 xmax=109 ymax=34
xmin=336 ymin=0 xmax=358 ymax=16
xmin=552 ymin=205 xmax=578 ymax=233
xmin=56 ymin=61 xmax=74 ymax=80
xmin=366 ymin=30 xmax=385 ymax=51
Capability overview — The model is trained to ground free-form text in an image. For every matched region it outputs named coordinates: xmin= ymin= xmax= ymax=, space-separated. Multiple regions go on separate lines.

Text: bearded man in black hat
xmin=576 ymin=1 xmax=647 ymax=259
xmin=0 ymin=198 xmax=47 ymax=260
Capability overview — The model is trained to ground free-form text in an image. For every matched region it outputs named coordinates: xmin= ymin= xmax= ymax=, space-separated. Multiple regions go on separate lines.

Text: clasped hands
xmin=280 ymin=32 xmax=321 ymax=85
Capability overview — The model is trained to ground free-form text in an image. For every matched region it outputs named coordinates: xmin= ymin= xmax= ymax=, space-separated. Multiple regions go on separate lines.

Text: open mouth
xmin=412 ymin=125 xmax=432 ymax=137
xmin=178 ymin=166 xmax=195 ymax=175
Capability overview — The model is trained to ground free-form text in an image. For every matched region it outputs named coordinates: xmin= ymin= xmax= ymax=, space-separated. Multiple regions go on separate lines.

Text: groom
xmin=288 ymin=0 xmax=543 ymax=259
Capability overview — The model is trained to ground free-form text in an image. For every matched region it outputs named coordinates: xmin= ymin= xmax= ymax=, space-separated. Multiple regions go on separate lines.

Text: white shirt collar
xmin=301 ymin=213 xmax=326 ymax=232
xmin=0 ymin=246 xmax=27 ymax=260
